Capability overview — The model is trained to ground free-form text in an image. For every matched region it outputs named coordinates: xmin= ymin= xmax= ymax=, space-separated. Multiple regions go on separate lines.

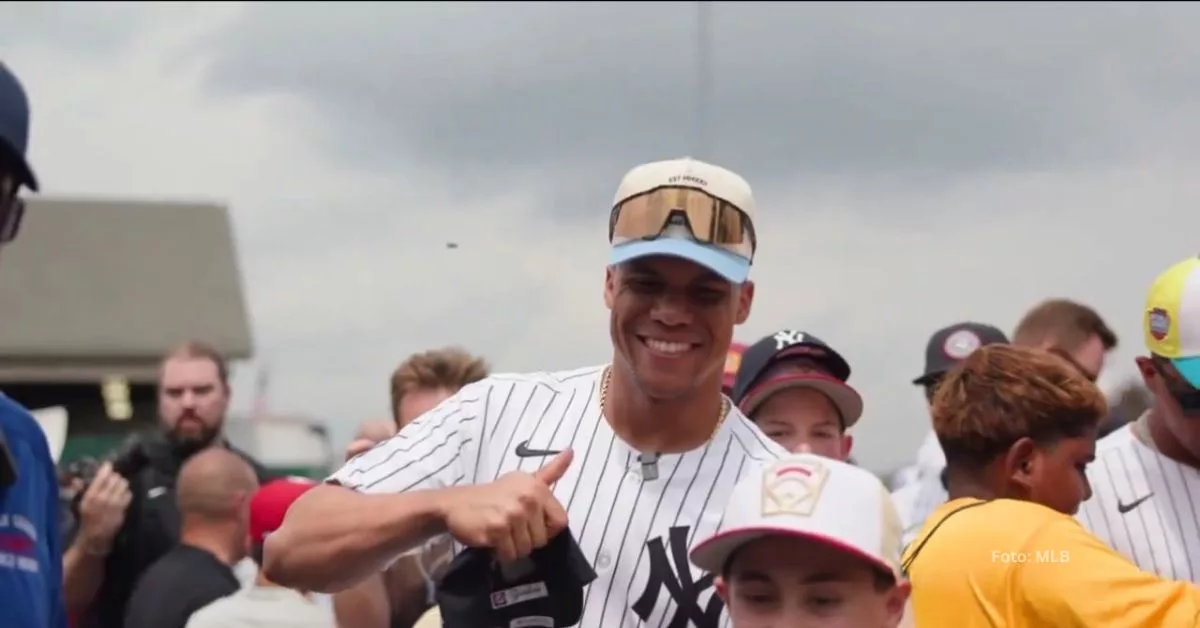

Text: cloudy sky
xmin=6 ymin=1 xmax=1200 ymax=471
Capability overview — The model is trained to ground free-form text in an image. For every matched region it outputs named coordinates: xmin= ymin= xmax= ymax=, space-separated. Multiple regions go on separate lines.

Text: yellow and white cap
xmin=689 ymin=454 xmax=903 ymax=579
xmin=1145 ymin=256 xmax=1200 ymax=387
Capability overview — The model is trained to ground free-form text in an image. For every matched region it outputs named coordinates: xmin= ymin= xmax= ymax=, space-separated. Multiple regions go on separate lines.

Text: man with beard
xmin=64 ymin=341 xmax=272 ymax=628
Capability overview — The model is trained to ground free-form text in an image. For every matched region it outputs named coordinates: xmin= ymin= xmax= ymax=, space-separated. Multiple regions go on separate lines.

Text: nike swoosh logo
xmin=1117 ymin=493 xmax=1153 ymax=514
xmin=147 ymin=486 xmax=167 ymax=499
xmin=514 ymin=440 xmax=561 ymax=457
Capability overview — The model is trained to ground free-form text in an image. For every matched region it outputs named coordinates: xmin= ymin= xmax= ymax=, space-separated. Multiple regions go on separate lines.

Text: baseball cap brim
xmin=741 ymin=374 xmax=864 ymax=428
xmin=1171 ymin=356 xmax=1200 ymax=388
xmin=690 ymin=526 xmax=895 ymax=579
xmin=911 ymin=371 xmax=944 ymax=386
xmin=0 ymin=140 xmax=36 ymax=192
xmin=610 ymin=238 xmax=750 ymax=283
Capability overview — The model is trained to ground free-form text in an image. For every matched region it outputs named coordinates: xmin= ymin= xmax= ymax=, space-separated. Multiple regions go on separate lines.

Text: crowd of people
xmin=5 ymin=57 xmax=1200 ymax=628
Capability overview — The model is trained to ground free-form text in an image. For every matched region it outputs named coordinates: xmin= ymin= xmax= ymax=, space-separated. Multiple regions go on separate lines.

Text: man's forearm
xmin=62 ymin=541 xmax=107 ymax=613
xmin=263 ymin=484 xmax=448 ymax=593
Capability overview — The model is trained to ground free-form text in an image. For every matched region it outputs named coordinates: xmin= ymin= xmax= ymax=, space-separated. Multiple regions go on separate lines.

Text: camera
xmin=67 ymin=437 xmax=150 ymax=518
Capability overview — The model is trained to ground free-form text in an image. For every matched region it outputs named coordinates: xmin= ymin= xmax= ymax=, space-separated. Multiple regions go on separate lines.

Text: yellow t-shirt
xmin=902 ymin=497 xmax=1200 ymax=627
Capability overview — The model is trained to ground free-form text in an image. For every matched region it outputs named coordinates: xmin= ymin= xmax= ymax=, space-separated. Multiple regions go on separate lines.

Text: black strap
xmin=0 ymin=425 xmax=16 ymax=488
xmin=901 ymin=499 xmax=992 ymax=576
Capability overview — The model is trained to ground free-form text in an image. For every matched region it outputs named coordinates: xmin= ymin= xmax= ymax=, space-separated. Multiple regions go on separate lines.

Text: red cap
xmin=249 ymin=477 xmax=318 ymax=545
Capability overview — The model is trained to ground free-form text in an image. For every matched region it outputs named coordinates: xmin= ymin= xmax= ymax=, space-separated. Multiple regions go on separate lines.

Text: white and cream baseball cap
xmin=690 ymin=454 xmax=903 ymax=578
xmin=609 ymin=157 xmax=757 ymax=283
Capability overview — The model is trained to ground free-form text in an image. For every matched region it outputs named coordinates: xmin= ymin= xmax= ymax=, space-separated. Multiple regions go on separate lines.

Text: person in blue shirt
xmin=0 ymin=61 xmax=67 ymax=628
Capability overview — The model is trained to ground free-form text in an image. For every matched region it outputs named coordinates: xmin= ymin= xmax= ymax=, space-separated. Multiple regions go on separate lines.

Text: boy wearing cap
xmin=186 ymin=478 xmax=336 ymax=628
xmin=1077 ymin=256 xmax=1200 ymax=583
xmin=891 ymin=321 xmax=1008 ymax=545
xmin=731 ymin=330 xmax=863 ymax=460
xmin=690 ymin=454 xmax=910 ymax=627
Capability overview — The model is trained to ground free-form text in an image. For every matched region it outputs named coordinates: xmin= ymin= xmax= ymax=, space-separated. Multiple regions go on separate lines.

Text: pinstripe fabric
xmin=1077 ymin=422 xmax=1200 ymax=581
xmin=329 ymin=366 xmax=786 ymax=627
xmin=893 ymin=470 xmax=948 ymax=548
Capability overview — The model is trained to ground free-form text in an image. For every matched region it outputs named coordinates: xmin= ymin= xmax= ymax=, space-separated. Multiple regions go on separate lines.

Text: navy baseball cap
xmin=734 ymin=330 xmax=852 ymax=398
xmin=732 ymin=330 xmax=864 ymax=427
xmin=436 ymin=530 xmax=597 ymax=628
xmin=0 ymin=63 xmax=37 ymax=192
xmin=912 ymin=322 xmax=1009 ymax=385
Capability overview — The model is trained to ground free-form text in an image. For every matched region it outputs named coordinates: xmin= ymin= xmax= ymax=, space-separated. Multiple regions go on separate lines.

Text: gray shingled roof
xmin=0 ymin=197 xmax=252 ymax=381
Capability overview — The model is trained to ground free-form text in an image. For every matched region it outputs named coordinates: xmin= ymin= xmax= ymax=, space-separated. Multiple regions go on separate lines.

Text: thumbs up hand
xmin=440 ymin=449 xmax=574 ymax=562
xmin=532 ymin=449 xmax=573 ymax=486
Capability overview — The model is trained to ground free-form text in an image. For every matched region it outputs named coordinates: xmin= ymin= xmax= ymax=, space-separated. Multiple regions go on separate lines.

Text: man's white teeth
xmin=646 ymin=339 xmax=690 ymax=355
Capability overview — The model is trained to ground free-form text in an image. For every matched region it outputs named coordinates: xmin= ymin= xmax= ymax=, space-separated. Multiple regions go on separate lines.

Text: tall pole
xmin=695 ymin=0 xmax=713 ymax=159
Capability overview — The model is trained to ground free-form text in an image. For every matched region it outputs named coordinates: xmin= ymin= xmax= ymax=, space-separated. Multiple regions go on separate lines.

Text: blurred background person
xmin=335 ymin=347 xmax=488 ymax=628
xmin=1012 ymin=297 xmax=1119 ymax=383
xmin=123 ymin=448 xmax=260 ymax=628
xmin=65 ymin=342 xmax=272 ymax=628
xmin=186 ymin=477 xmax=336 ymax=628
xmin=891 ymin=322 xmax=1007 ymax=544
xmin=389 ymin=347 xmax=489 ymax=429
xmin=1014 ymin=297 xmax=1129 ymax=437
xmin=730 ymin=329 xmax=862 ymax=459
xmin=1100 ymin=379 xmax=1153 ymax=438
xmin=353 ymin=419 xmax=397 ymax=447
xmin=904 ymin=344 xmax=1200 ymax=627
xmin=1078 ymin=256 xmax=1200 ymax=582
xmin=0 ymin=60 xmax=67 ymax=628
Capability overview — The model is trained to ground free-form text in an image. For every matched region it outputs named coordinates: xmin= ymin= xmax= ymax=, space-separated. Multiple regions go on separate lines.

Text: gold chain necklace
xmin=598 ymin=365 xmax=729 ymax=480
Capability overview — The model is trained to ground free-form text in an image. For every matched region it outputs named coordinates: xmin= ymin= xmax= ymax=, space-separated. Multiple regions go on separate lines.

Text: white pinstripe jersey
xmin=1077 ymin=422 xmax=1200 ymax=581
xmin=891 ymin=469 xmax=948 ymax=548
xmin=330 ymin=365 xmax=786 ymax=628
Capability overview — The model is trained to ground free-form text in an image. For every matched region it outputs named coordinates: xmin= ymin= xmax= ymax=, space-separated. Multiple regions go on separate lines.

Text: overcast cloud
xmin=7 ymin=1 xmax=1200 ymax=470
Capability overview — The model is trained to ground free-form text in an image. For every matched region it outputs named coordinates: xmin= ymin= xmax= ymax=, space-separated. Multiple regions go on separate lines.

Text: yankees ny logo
xmin=773 ymin=330 xmax=805 ymax=350
xmin=632 ymin=526 xmax=722 ymax=628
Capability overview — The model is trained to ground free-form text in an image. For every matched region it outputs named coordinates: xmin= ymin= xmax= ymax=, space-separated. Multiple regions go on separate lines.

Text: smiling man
xmin=264 ymin=157 xmax=785 ymax=628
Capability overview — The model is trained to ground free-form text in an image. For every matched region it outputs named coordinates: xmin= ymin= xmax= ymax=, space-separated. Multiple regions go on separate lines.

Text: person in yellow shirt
xmin=902 ymin=344 xmax=1200 ymax=627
